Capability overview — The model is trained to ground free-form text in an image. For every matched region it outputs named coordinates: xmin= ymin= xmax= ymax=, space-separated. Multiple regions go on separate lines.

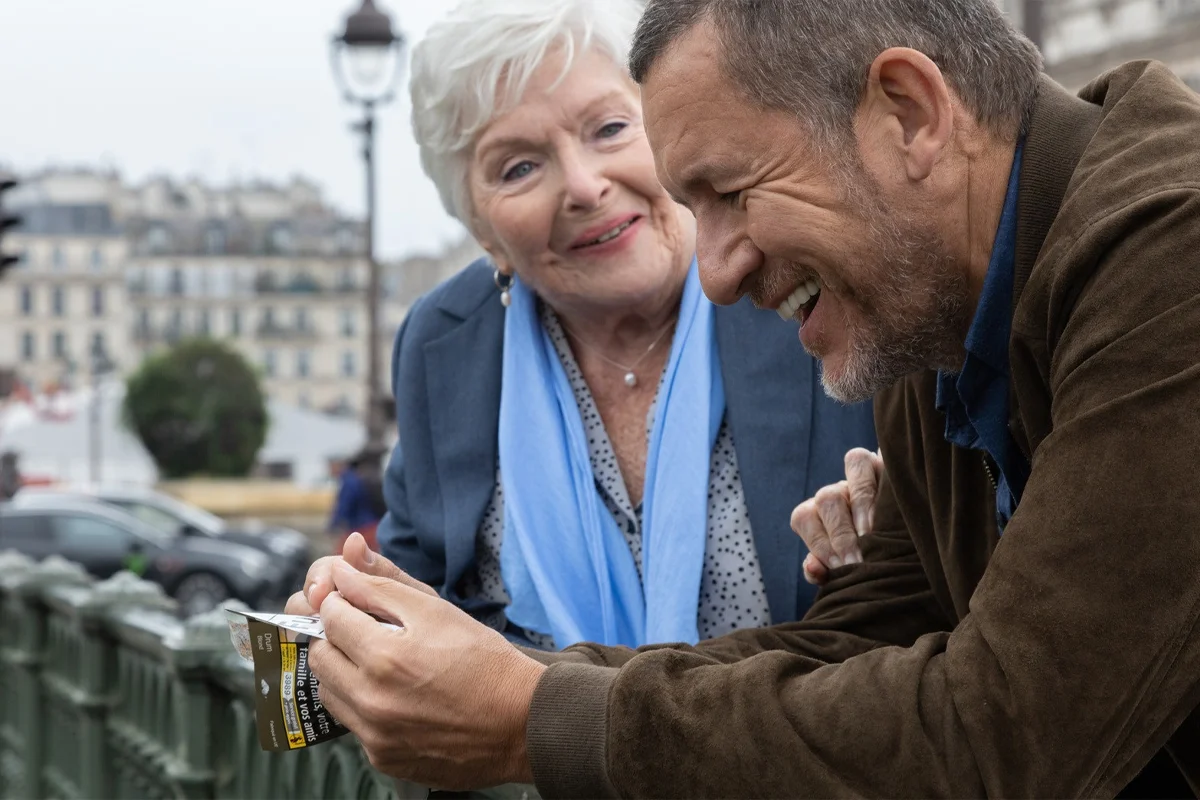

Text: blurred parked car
xmin=12 ymin=485 xmax=313 ymax=593
xmin=0 ymin=498 xmax=293 ymax=616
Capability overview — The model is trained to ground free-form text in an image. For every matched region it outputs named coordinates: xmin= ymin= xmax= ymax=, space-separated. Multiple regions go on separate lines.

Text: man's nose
xmin=696 ymin=222 xmax=758 ymax=307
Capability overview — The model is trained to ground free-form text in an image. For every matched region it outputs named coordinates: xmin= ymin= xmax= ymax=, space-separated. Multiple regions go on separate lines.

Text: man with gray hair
xmin=289 ymin=0 xmax=1200 ymax=795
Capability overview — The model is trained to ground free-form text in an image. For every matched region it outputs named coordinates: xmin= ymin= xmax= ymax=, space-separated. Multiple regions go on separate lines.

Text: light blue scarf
xmin=498 ymin=260 xmax=724 ymax=649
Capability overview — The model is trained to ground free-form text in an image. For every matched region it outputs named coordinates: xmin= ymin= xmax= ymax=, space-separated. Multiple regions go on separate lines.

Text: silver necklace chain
xmin=560 ymin=316 xmax=677 ymax=388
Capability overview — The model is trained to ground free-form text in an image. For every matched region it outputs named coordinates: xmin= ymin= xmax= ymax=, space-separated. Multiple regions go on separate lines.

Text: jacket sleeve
xmin=526 ymin=194 xmax=1200 ymax=799
xmin=375 ymin=307 xmax=447 ymax=589
xmin=553 ymin=465 xmax=951 ymax=672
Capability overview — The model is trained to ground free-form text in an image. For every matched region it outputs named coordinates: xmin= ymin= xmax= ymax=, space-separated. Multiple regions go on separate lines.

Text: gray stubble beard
xmin=815 ymin=176 xmax=972 ymax=404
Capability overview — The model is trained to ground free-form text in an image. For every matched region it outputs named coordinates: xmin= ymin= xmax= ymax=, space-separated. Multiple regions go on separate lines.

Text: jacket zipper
xmin=982 ymin=453 xmax=999 ymax=492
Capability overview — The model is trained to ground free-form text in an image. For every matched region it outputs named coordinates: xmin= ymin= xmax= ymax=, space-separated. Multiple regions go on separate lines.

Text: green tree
xmin=123 ymin=338 xmax=269 ymax=479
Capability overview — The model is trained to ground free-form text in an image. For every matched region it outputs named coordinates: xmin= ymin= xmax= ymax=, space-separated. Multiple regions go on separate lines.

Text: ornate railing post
xmin=161 ymin=600 xmax=251 ymax=800
xmin=0 ymin=550 xmax=39 ymax=799
xmin=12 ymin=556 xmax=94 ymax=800
xmin=64 ymin=571 xmax=177 ymax=799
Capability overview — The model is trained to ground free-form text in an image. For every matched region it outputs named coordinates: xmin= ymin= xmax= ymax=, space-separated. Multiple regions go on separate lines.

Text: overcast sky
xmin=0 ymin=0 xmax=468 ymax=260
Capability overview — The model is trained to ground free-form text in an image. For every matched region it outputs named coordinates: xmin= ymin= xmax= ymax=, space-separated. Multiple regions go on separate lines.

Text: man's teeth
xmin=583 ymin=219 xmax=635 ymax=246
xmin=776 ymin=278 xmax=822 ymax=321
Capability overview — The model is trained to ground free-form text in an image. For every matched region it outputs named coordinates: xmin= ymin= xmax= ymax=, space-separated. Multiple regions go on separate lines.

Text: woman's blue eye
xmin=597 ymin=121 xmax=627 ymax=138
xmin=502 ymin=161 xmax=535 ymax=182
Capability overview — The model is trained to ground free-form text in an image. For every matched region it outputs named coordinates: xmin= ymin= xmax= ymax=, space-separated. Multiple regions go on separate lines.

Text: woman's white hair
xmin=410 ymin=0 xmax=645 ymax=225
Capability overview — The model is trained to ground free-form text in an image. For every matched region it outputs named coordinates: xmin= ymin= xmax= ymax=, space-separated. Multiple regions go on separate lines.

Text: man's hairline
xmin=630 ymin=8 xmax=716 ymax=87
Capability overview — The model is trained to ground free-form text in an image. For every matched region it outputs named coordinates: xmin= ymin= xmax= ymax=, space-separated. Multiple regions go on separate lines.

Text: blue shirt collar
xmin=962 ymin=142 xmax=1024 ymax=374
xmin=934 ymin=140 xmax=1027 ymax=530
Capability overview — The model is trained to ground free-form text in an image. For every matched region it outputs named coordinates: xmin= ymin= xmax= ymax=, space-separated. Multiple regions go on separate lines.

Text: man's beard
xmin=813 ymin=176 xmax=971 ymax=404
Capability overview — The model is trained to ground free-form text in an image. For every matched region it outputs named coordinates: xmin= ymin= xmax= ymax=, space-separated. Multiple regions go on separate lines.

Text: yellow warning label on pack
xmin=279 ymin=643 xmax=306 ymax=749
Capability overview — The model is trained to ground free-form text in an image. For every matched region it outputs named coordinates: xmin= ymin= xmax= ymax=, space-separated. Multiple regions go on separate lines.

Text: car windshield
xmin=106 ymin=491 xmax=227 ymax=536
xmin=114 ymin=502 xmax=189 ymax=537
xmin=162 ymin=495 xmax=227 ymax=534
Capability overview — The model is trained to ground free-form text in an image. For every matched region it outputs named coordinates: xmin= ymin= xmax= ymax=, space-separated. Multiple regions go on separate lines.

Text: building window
xmin=91 ymin=287 xmax=104 ymax=317
xmin=295 ymin=306 xmax=309 ymax=332
xmin=340 ymin=308 xmax=356 ymax=337
xmin=169 ymin=267 xmax=185 ymax=296
xmin=211 ymin=265 xmax=232 ymax=298
xmin=53 ymin=331 xmax=67 ymax=359
xmin=263 ymin=350 xmax=278 ymax=378
xmin=90 ymin=246 xmax=104 ymax=270
xmin=255 ymin=269 xmax=278 ymax=293
xmin=52 ymin=246 xmax=65 ymax=271
xmin=335 ymin=227 xmax=358 ymax=254
xmin=204 ymin=226 xmax=225 ymax=255
xmin=127 ymin=267 xmax=148 ymax=295
xmin=261 ymin=306 xmax=276 ymax=330
xmin=168 ymin=308 xmax=184 ymax=342
xmin=230 ymin=308 xmax=242 ymax=337
xmin=20 ymin=332 xmax=34 ymax=362
xmin=52 ymin=286 xmax=65 ymax=317
xmin=91 ymin=331 xmax=106 ymax=359
xmin=197 ymin=309 xmax=211 ymax=336
xmin=147 ymin=226 xmax=170 ymax=253
xmin=296 ymin=350 xmax=311 ymax=378
xmin=19 ymin=286 xmax=32 ymax=316
xmin=17 ymin=249 xmax=30 ymax=269
xmin=269 ymin=225 xmax=293 ymax=254
xmin=136 ymin=309 xmax=151 ymax=340
xmin=337 ymin=266 xmax=356 ymax=291
xmin=341 ymin=350 xmax=356 ymax=378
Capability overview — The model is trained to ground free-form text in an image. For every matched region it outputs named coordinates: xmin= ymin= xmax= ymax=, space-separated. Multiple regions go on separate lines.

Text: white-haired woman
xmin=374 ymin=0 xmax=876 ymax=649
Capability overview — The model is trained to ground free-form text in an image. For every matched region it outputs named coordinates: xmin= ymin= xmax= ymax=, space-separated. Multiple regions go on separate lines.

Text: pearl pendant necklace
xmin=561 ymin=317 xmax=677 ymax=390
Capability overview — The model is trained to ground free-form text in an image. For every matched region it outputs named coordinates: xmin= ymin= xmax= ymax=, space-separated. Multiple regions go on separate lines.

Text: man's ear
xmin=856 ymin=47 xmax=954 ymax=183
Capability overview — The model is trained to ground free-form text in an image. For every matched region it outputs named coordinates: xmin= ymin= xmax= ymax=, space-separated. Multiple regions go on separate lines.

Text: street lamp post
xmin=88 ymin=344 xmax=114 ymax=485
xmin=330 ymin=0 xmax=406 ymax=450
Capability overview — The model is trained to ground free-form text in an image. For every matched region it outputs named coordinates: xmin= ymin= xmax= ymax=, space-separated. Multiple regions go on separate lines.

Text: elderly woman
xmin=375 ymin=0 xmax=876 ymax=650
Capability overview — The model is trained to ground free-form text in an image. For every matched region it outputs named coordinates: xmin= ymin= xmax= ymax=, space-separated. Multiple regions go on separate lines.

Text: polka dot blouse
xmin=462 ymin=305 xmax=771 ymax=649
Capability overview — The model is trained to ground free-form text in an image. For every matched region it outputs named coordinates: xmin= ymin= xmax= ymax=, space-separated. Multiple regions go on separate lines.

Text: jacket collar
xmin=1013 ymin=74 xmax=1103 ymax=308
xmin=434 ymin=256 xmax=500 ymax=321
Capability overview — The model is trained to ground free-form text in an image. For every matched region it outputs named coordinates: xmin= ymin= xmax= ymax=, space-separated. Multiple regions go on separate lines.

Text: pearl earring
xmin=493 ymin=268 xmax=513 ymax=308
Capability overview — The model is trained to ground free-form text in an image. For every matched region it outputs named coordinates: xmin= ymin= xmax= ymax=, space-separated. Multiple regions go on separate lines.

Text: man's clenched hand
xmin=301 ymin=556 xmax=545 ymax=790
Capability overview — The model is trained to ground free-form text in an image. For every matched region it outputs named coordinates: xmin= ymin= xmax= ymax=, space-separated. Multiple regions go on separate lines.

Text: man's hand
xmin=791 ymin=448 xmax=884 ymax=585
xmin=285 ymin=532 xmax=438 ymax=617
xmin=306 ymin=558 xmax=546 ymax=790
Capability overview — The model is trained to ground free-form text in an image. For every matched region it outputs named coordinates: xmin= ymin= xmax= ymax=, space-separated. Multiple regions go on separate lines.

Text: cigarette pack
xmin=226 ymin=609 xmax=361 ymax=751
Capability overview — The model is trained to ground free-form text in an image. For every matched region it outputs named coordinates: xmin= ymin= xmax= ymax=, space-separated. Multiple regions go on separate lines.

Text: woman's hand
xmin=284 ymin=532 xmax=437 ymax=617
xmin=790 ymin=448 xmax=884 ymax=585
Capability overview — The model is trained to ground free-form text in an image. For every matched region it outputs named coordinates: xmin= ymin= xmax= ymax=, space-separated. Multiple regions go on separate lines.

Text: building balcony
xmin=255 ymin=324 xmax=320 ymax=341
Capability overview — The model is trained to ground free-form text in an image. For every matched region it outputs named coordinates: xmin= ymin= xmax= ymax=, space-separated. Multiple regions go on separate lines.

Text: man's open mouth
xmin=776 ymin=277 xmax=822 ymax=324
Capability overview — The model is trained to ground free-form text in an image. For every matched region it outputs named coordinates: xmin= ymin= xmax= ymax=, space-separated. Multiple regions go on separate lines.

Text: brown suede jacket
xmin=519 ymin=62 xmax=1200 ymax=798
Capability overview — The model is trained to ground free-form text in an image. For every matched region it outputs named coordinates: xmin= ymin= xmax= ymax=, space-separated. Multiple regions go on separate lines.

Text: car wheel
xmin=174 ymin=572 xmax=230 ymax=617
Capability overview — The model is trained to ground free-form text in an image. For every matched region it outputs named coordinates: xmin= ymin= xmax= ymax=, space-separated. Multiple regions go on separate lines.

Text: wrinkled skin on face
xmin=468 ymin=47 xmax=696 ymax=326
xmin=639 ymin=22 xmax=1010 ymax=402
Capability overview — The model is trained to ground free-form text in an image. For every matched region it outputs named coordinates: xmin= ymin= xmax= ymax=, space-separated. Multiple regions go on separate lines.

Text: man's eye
xmin=502 ymin=161 xmax=535 ymax=182
xmin=597 ymin=122 xmax=627 ymax=138
xmin=718 ymin=190 xmax=741 ymax=206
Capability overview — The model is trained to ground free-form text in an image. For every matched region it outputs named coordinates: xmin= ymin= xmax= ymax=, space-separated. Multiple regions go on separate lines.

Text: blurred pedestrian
xmin=0 ymin=452 xmax=21 ymax=501
xmin=327 ymin=447 xmax=386 ymax=554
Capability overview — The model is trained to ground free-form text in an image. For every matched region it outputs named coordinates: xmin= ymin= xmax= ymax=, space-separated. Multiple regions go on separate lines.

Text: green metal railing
xmin=0 ymin=551 xmax=435 ymax=800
